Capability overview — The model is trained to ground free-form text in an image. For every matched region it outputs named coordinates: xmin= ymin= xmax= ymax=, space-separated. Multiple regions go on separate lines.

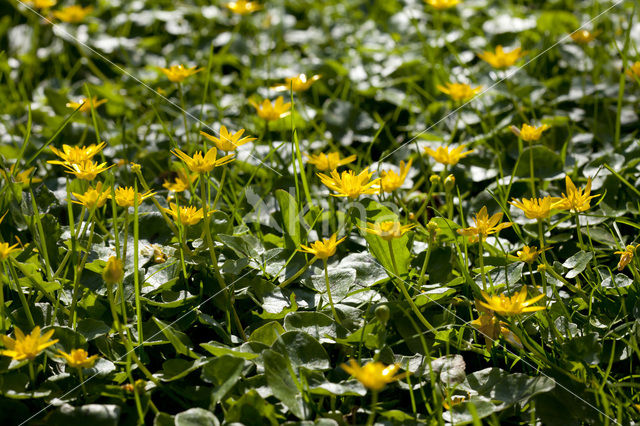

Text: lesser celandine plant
xmin=5 ymin=0 xmax=640 ymax=423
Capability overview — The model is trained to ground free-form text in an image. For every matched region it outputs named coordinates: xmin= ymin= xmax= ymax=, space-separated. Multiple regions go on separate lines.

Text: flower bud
xmin=444 ymin=174 xmax=456 ymax=192
xmin=130 ymin=163 xmax=141 ymax=173
xmin=429 ymin=175 xmax=440 ymax=185
xmin=102 ymin=256 xmax=124 ymax=284
xmin=375 ymin=304 xmax=390 ymax=325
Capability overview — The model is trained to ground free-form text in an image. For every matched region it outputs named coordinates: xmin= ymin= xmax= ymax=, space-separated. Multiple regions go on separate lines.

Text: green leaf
xmin=248 ymin=321 xmax=286 ymax=346
xmin=200 ymin=342 xmax=263 ymax=360
xmin=357 ymin=199 xmax=411 ymax=276
xmin=263 ymin=349 xmax=306 ymax=419
xmin=283 ymin=312 xmax=348 ymax=343
xmin=152 ymin=317 xmax=196 ymax=357
xmin=226 ymin=390 xmax=279 ymax=426
xmin=275 ymin=189 xmax=303 ymax=248
xmin=174 ymin=408 xmax=219 ymax=426
xmin=46 ymin=404 xmax=121 ymax=426
xmin=442 ymin=400 xmax=496 ymax=424
xmin=157 ymin=358 xmax=209 ymax=382
xmin=562 ymin=333 xmax=602 ymax=364
xmin=271 ymin=331 xmax=330 ymax=372
xmin=201 ymin=356 xmax=245 ymax=406
xmin=562 ymin=251 xmax=593 ymax=279
xmin=461 ymin=367 xmax=555 ymax=409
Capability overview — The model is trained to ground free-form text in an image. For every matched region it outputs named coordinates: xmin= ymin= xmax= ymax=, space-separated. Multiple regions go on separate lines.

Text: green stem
xmin=366 ymin=390 xmax=379 ymax=426
xmin=574 ymin=213 xmax=585 ymax=250
xmin=477 ymin=241 xmax=490 ymax=292
xmin=77 ymin=368 xmax=88 ymax=399
xmin=0 ymin=262 xmax=5 ymax=332
xmin=417 ymin=242 xmax=433 ymax=287
xmin=28 ymin=362 xmax=36 ymax=388
xmin=278 ymin=257 xmax=314 ymax=288
xmin=200 ymin=177 xmax=246 ymax=341
xmin=387 ymin=240 xmax=434 ymax=331
xmin=323 ymin=259 xmax=341 ymax=325
xmin=537 ymin=220 xmax=548 ymax=295
xmin=179 ymin=83 xmax=189 ymax=146
xmin=133 ymin=182 xmax=143 ymax=344
xmin=528 ymin=140 xmax=536 ymax=197
xmin=5 ymin=260 xmax=35 ymax=328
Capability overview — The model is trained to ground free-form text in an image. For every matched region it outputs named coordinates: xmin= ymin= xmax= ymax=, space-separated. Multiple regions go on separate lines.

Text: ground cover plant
xmin=1 ymin=0 xmax=640 ymax=424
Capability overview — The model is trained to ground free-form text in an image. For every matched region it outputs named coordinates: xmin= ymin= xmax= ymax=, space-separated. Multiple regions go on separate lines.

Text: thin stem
xmin=278 ymin=257 xmax=314 ymax=288
xmin=366 ymin=390 xmax=379 ymax=426
xmin=0 ymin=262 xmax=5 ymax=332
xmin=323 ymin=259 xmax=341 ymax=325
xmin=537 ymin=220 xmax=548 ymax=295
xmin=417 ymin=241 xmax=433 ymax=288
xmin=28 ymin=362 xmax=36 ymax=388
xmin=200 ymin=177 xmax=247 ymax=340
xmin=179 ymin=83 xmax=189 ymax=146
xmin=77 ymin=368 xmax=88 ymax=399
xmin=6 ymin=260 xmax=35 ymax=328
xmin=477 ymin=241 xmax=489 ymax=292
xmin=574 ymin=212 xmax=585 ymax=250
xmin=387 ymin=240 xmax=434 ymax=331
xmin=133 ymin=182 xmax=143 ymax=344
xmin=528 ymin=140 xmax=536 ymax=197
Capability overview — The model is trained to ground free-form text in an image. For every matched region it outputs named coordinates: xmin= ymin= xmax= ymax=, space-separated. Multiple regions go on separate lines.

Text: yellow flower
xmin=437 ymin=82 xmax=482 ymax=102
xmin=49 ymin=142 xmax=106 ymax=166
xmin=512 ymin=123 xmax=550 ymax=142
xmin=62 ymin=160 xmax=113 ymax=181
xmin=271 ymin=74 xmax=321 ymax=92
xmin=471 ymin=309 xmax=500 ymax=351
xmin=513 ymin=245 xmax=549 ymax=264
xmin=53 ymin=5 xmax=93 ymax=23
xmin=626 ymin=62 xmax=640 ymax=81
xmin=299 ymin=234 xmax=346 ymax=260
xmin=0 ymin=326 xmax=58 ymax=361
xmin=200 ymin=126 xmax=256 ymax=152
xmin=457 ymin=206 xmax=512 ymax=243
xmin=614 ymin=245 xmax=639 ymax=271
xmin=509 ymin=196 xmax=561 ymax=220
xmin=163 ymin=170 xmax=198 ymax=192
xmin=570 ymin=29 xmax=600 ymax=44
xmin=163 ymin=203 xmax=211 ymax=227
xmin=340 ymin=359 xmax=406 ymax=391
xmin=27 ymin=0 xmax=56 ymax=9
xmin=57 ymin=348 xmax=99 ymax=369
xmin=380 ymin=159 xmax=412 ymax=193
xmin=478 ymin=287 xmax=545 ymax=316
xmin=471 ymin=309 xmax=522 ymax=351
xmin=424 ymin=0 xmax=460 ymax=9
xmin=0 ymin=242 xmax=21 ymax=262
xmin=1 ymin=165 xmax=42 ymax=186
xmin=317 ymin=168 xmax=380 ymax=199
xmin=224 ymin=0 xmax=262 ymax=15
xmin=554 ymin=176 xmax=598 ymax=213
xmin=305 ymin=152 xmax=357 ymax=171
xmin=66 ymin=97 xmax=108 ymax=113
xmin=249 ymin=96 xmax=291 ymax=121
xmin=424 ymin=145 xmax=473 ymax=166
xmin=158 ymin=64 xmax=202 ymax=83
xmin=443 ymin=393 xmax=468 ymax=410
xmin=102 ymin=256 xmax=124 ymax=285
xmin=171 ymin=147 xmax=234 ymax=174
xmin=478 ymin=45 xmax=526 ymax=69
xmin=114 ymin=187 xmax=156 ymax=208
xmin=363 ymin=221 xmax=415 ymax=241
xmin=72 ymin=181 xmax=111 ymax=209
